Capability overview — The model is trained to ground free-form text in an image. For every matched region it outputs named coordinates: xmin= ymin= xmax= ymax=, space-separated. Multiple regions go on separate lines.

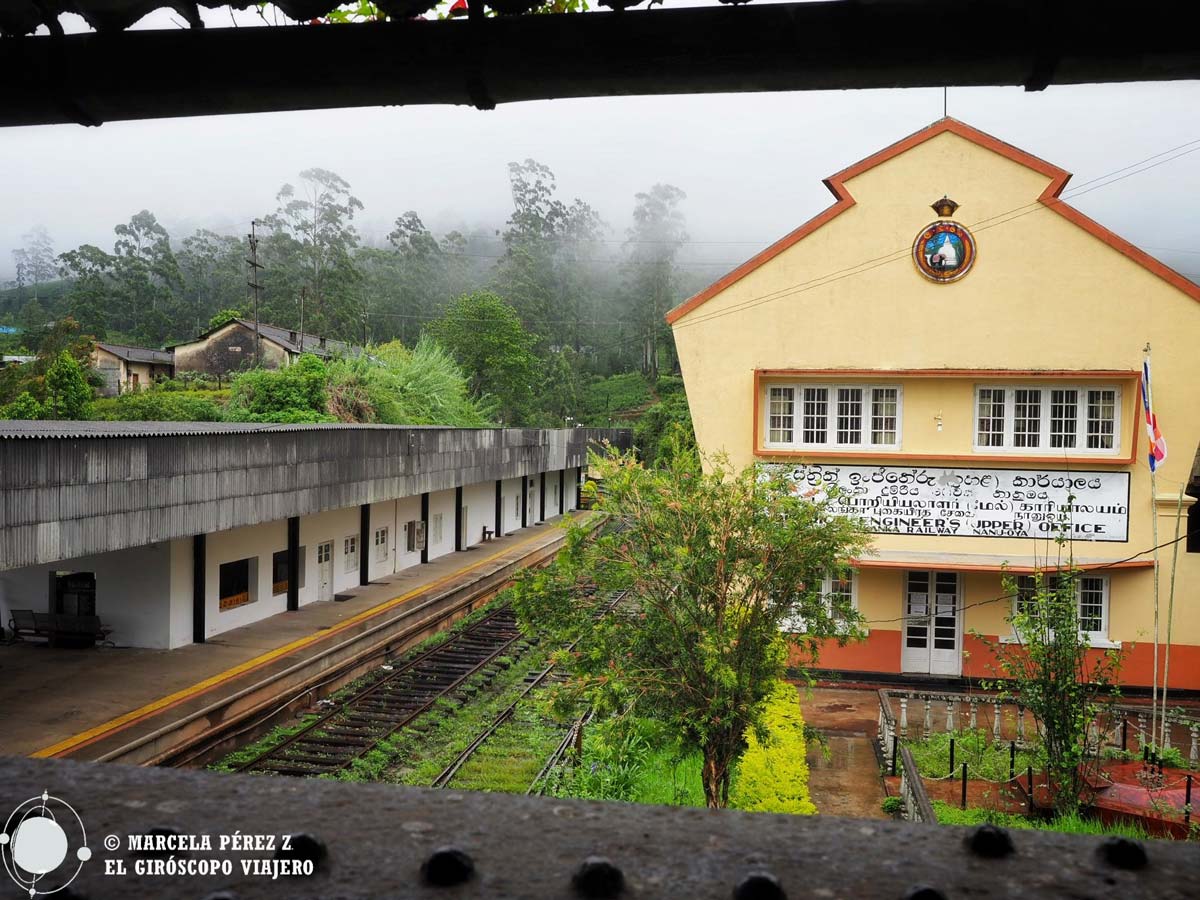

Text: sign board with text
xmin=764 ymin=463 xmax=1130 ymax=542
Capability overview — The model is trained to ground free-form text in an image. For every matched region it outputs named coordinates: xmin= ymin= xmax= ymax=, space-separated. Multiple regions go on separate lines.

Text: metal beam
xmin=2 ymin=2 xmax=1199 ymax=127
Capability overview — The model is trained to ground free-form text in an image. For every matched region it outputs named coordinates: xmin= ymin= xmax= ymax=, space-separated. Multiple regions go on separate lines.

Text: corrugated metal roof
xmin=0 ymin=421 xmax=464 ymax=439
xmin=96 ymin=342 xmax=174 ymax=365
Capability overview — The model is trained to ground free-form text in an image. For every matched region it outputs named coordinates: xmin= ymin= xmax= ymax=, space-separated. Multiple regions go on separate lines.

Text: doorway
xmin=901 ymin=571 xmax=962 ymax=676
xmin=317 ymin=541 xmax=334 ymax=602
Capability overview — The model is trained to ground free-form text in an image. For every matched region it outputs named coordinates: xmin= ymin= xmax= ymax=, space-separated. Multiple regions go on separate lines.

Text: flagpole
xmin=1143 ymin=342 xmax=1161 ymax=753
xmin=1160 ymin=484 xmax=1184 ymax=752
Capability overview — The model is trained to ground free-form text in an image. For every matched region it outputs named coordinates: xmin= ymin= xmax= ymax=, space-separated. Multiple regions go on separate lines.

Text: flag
xmin=1141 ymin=359 xmax=1168 ymax=471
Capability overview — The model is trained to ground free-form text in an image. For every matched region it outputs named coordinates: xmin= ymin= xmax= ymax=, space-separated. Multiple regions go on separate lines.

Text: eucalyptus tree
xmin=623 ymin=184 xmax=688 ymax=379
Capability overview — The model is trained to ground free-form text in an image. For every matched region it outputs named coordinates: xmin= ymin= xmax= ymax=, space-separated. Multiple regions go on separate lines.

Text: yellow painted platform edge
xmin=32 ymin=519 xmax=582 ymax=759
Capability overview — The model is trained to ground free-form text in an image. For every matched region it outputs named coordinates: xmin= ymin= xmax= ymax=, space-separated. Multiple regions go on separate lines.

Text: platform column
xmin=455 ymin=486 xmax=464 ymax=552
xmin=559 ymin=469 xmax=565 ymax=515
xmin=540 ymin=472 xmax=546 ymax=522
xmin=420 ymin=492 xmax=430 ymax=564
xmin=192 ymin=534 xmax=205 ymax=644
xmin=359 ymin=503 xmax=370 ymax=586
xmin=287 ymin=516 xmax=300 ymax=611
xmin=522 ymin=479 xmax=528 ymax=529
xmin=495 ymin=480 xmax=502 ymax=536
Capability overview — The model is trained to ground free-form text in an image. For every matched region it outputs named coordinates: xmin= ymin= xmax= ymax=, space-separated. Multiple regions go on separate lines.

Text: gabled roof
xmin=666 ymin=117 xmax=1200 ymax=326
xmin=95 ymin=341 xmax=174 ymax=365
xmin=177 ymin=318 xmax=362 ymax=359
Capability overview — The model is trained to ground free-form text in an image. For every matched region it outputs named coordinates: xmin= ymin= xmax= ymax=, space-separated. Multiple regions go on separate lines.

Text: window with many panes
xmin=374 ymin=526 xmax=389 ymax=562
xmin=781 ymin=571 xmax=858 ymax=634
xmin=1014 ymin=574 xmax=1109 ymax=641
xmin=764 ymin=383 xmax=901 ymax=449
xmin=975 ymin=386 xmax=1120 ymax=454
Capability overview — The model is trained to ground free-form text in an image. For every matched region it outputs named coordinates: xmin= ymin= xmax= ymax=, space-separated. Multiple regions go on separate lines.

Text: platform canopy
xmin=3 ymin=1 xmax=1200 ymax=127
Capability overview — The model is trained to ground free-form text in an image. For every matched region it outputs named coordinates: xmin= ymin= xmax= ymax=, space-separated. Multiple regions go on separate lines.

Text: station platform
xmin=0 ymin=513 xmax=592 ymax=762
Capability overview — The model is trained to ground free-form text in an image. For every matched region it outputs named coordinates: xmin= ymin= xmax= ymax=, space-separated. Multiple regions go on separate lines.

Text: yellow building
xmin=669 ymin=118 xmax=1200 ymax=688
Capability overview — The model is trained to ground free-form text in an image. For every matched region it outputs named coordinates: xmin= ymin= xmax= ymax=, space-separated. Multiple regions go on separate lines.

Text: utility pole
xmin=247 ymin=220 xmax=264 ymax=368
xmin=298 ymin=287 xmax=306 ymax=352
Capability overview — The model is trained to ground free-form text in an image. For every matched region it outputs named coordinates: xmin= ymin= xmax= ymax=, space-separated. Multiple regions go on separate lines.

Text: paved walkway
xmin=798 ymin=686 xmax=889 ymax=819
xmin=0 ymin=514 xmax=588 ymax=760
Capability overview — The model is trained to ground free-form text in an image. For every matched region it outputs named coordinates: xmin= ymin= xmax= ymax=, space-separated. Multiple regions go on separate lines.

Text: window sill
xmin=999 ymin=633 xmax=1120 ymax=649
xmin=754 ymin=448 xmax=1135 ymax=466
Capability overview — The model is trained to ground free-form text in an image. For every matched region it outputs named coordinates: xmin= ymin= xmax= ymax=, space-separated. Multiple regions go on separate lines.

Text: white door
xmin=317 ymin=541 xmax=334 ymax=602
xmin=902 ymin=571 xmax=961 ymax=676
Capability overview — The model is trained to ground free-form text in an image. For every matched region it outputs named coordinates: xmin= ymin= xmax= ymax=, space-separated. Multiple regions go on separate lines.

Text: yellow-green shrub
xmin=730 ymin=681 xmax=817 ymax=815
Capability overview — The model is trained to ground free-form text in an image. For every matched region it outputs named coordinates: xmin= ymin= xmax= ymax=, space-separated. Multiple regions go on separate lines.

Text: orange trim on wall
xmin=849 ymin=558 xmax=1154 ymax=574
xmin=789 ymin=629 xmax=901 ymax=674
xmin=666 ymin=118 xmax=1200 ymax=326
xmin=757 ymin=368 xmax=1139 ymax=380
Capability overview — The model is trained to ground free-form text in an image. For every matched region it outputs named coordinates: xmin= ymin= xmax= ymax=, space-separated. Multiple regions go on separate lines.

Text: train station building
xmin=0 ymin=424 xmax=627 ymax=760
xmin=669 ymin=118 xmax=1200 ymax=689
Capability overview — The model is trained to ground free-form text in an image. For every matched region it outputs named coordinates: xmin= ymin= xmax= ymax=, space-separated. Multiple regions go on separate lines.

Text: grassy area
xmin=905 ymin=729 xmax=1038 ymax=782
xmin=580 ymin=372 xmax=654 ymax=423
xmin=931 ymin=801 xmax=1153 ymax=839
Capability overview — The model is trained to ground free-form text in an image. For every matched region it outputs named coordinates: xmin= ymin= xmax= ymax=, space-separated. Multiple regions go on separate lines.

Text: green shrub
xmin=931 ymin=801 xmax=1151 ymax=838
xmin=906 ymin=729 xmax=1037 ymax=782
xmin=90 ymin=389 xmax=226 ymax=422
xmin=730 ymin=682 xmax=817 ymax=815
xmin=633 ymin=394 xmax=696 ymax=468
xmin=0 ymin=391 xmax=42 ymax=420
xmin=881 ymin=796 xmax=904 ymax=816
xmin=225 ymin=354 xmax=335 ymax=423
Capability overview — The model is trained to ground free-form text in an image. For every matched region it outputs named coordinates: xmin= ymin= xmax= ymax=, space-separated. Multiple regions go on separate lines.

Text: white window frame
xmin=973 ymin=385 xmax=1122 ymax=456
xmin=343 ymin=535 xmax=358 ymax=575
xmin=782 ymin=571 xmax=860 ymax=634
xmin=374 ymin=526 xmax=389 ymax=562
xmin=1010 ymin=573 xmax=1113 ymax=646
xmin=763 ymin=383 xmax=903 ymax=451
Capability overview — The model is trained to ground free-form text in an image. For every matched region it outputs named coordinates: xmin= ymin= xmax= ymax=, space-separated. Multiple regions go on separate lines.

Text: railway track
xmin=232 ymin=604 xmax=527 ymax=777
xmin=432 ymin=590 xmax=626 ymax=791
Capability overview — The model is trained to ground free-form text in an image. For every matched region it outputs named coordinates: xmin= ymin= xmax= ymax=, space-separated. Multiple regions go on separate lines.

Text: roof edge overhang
xmin=665 ymin=117 xmax=1200 ymax=326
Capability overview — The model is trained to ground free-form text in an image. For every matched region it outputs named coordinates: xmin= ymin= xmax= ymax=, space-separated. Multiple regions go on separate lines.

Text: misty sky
xmin=4 ymin=2 xmax=1200 ymax=284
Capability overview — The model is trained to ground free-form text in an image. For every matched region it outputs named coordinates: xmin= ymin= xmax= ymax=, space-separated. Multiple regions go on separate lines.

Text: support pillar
xmin=522 ymin=479 xmax=528 ymax=529
xmin=286 ymin=516 xmax=300 ymax=612
xmin=540 ymin=471 xmax=546 ymax=522
xmin=495 ymin=479 xmax=502 ymax=536
xmin=191 ymin=534 xmax=205 ymax=644
xmin=421 ymin=492 xmax=430 ymax=564
xmin=455 ymin=485 xmax=464 ymax=551
xmin=559 ymin=469 xmax=565 ymax=515
xmin=359 ymin=503 xmax=370 ymax=586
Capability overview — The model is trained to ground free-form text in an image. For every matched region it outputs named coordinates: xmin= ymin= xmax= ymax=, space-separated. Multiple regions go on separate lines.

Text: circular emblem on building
xmin=912 ymin=220 xmax=976 ymax=283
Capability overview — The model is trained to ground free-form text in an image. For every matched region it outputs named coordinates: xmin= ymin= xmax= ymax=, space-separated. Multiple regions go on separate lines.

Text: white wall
xmin=501 ymin=477 xmax=522 ymax=534
xmin=168 ymin=538 xmax=193 ymax=649
xmin=204 ymin=518 xmax=289 ymax=639
xmin=462 ymin=481 xmax=494 ymax=548
xmin=299 ymin=505 xmax=360 ymax=604
xmin=566 ymin=466 xmax=580 ymax=512
xmin=0 ymin=544 xmax=173 ymax=649
xmin=427 ymin=488 xmax=457 ymax=561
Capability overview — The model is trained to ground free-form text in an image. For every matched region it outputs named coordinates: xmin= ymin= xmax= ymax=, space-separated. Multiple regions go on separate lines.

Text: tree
xmin=425 ymin=291 xmax=539 ymax=424
xmin=979 ymin=561 xmax=1124 ymax=815
xmin=111 ymin=211 xmax=184 ymax=344
xmin=179 ymin=230 xmax=248 ymax=336
xmin=11 ymin=226 xmax=56 ymax=302
xmin=623 ymin=184 xmax=687 ymax=379
xmin=58 ymin=244 xmax=117 ymax=340
xmin=208 ymin=309 xmax=242 ymax=331
xmin=511 ymin=448 xmax=871 ymax=808
xmin=263 ymin=168 xmax=364 ymax=340
xmin=43 ymin=350 xmax=92 ymax=420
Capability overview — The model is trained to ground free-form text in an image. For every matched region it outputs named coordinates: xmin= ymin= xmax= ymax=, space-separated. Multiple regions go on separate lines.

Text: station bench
xmin=6 ymin=610 xmax=113 ymax=647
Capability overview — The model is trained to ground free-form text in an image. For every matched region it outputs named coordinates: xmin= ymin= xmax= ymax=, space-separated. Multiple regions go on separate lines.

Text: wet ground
xmin=797 ymin=687 xmax=889 ymax=819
